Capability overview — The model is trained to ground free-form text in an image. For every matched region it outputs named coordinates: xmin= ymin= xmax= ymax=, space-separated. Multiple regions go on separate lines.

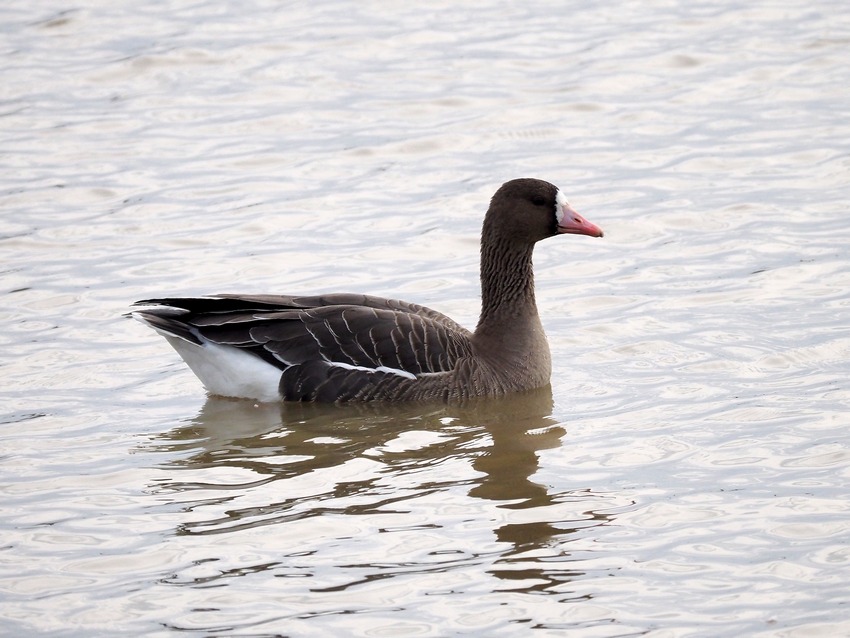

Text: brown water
xmin=2 ymin=1 xmax=849 ymax=635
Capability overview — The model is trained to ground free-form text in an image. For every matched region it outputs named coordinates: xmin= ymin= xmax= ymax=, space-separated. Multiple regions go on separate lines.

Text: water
xmin=2 ymin=0 xmax=849 ymax=635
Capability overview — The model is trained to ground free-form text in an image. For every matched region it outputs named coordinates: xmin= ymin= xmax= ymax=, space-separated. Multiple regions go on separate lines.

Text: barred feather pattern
xmin=133 ymin=293 xmax=475 ymax=402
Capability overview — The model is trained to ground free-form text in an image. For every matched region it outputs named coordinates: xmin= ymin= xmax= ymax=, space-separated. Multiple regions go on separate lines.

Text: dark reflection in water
xmin=149 ymin=387 xmax=621 ymax=595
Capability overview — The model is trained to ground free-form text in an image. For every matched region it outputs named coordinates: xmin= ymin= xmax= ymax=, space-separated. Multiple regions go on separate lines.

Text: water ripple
xmin=2 ymin=0 xmax=850 ymax=635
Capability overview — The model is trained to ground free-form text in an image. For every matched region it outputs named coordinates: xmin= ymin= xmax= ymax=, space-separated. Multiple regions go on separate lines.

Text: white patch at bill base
xmin=555 ymin=189 xmax=570 ymax=224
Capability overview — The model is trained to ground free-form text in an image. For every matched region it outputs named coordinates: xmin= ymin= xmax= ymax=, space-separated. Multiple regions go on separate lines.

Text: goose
xmin=132 ymin=178 xmax=603 ymax=403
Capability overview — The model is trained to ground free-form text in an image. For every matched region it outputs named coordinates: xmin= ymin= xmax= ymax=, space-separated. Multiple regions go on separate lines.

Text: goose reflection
xmin=156 ymin=387 xmax=559 ymax=502
xmin=150 ymin=387 xmax=616 ymax=592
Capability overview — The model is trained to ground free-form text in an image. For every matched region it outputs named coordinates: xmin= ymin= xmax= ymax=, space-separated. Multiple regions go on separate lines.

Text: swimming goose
xmin=132 ymin=178 xmax=603 ymax=402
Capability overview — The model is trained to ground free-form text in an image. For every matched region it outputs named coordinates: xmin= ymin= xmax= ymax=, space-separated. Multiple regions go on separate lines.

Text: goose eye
xmin=532 ymin=196 xmax=546 ymax=206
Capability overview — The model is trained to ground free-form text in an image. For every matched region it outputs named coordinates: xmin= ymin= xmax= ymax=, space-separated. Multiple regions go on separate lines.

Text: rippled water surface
xmin=2 ymin=1 xmax=849 ymax=635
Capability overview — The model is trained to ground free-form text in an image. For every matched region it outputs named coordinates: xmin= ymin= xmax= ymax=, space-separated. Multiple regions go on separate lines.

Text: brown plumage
xmin=132 ymin=178 xmax=603 ymax=403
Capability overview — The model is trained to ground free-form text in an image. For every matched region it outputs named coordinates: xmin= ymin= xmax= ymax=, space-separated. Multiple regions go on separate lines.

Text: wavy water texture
xmin=1 ymin=1 xmax=849 ymax=636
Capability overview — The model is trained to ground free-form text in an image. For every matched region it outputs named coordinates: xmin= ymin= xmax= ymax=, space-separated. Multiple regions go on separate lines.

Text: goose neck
xmin=476 ymin=237 xmax=538 ymax=332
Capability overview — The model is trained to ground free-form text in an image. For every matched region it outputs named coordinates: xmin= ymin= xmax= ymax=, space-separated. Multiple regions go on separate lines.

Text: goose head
xmin=484 ymin=178 xmax=604 ymax=245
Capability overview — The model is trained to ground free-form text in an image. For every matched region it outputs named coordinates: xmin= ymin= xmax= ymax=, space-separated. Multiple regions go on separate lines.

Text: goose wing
xmin=133 ymin=294 xmax=473 ymax=401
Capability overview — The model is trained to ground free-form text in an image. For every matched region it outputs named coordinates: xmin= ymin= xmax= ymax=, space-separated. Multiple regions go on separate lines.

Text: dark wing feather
xmin=251 ymin=304 xmax=471 ymax=375
xmin=214 ymin=293 xmax=469 ymax=334
xmin=134 ymin=293 xmax=466 ymax=334
xmin=132 ymin=309 xmax=203 ymax=345
xmin=134 ymin=294 xmax=474 ymax=401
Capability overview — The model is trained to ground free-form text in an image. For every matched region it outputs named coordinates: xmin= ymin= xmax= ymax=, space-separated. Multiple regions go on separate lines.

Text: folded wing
xmin=133 ymin=294 xmax=473 ymax=401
